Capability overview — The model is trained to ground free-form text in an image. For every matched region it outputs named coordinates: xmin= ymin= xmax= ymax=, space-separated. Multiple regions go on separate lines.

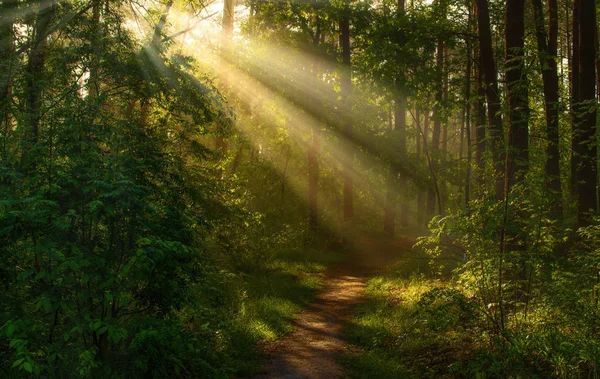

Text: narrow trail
xmin=256 ymin=238 xmax=412 ymax=379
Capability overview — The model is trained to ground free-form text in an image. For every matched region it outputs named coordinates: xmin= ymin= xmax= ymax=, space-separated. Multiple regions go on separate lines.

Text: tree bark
xmin=384 ymin=0 xmax=408 ymax=236
xmin=416 ymin=107 xmax=425 ymax=224
xmin=505 ymin=0 xmax=529 ymax=189
xmin=465 ymin=6 xmax=473 ymax=205
xmin=340 ymin=0 xmax=353 ymax=227
xmin=427 ymin=33 xmax=443 ymax=218
xmin=474 ymin=48 xmax=487 ymax=189
xmin=22 ymin=1 xmax=56 ymax=169
xmin=574 ymin=0 xmax=597 ymax=225
xmin=476 ymin=0 xmax=504 ymax=200
xmin=531 ymin=0 xmax=561 ymax=216
xmin=570 ymin=0 xmax=580 ymax=198
xmin=504 ymin=0 xmax=529 ymax=306
xmin=216 ymin=0 xmax=234 ymax=154
xmin=307 ymin=16 xmax=322 ymax=243
xmin=0 ymin=0 xmax=16 ymax=161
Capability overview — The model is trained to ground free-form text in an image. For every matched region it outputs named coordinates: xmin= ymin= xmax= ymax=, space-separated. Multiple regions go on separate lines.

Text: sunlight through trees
xmin=1 ymin=0 xmax=600 ymax=377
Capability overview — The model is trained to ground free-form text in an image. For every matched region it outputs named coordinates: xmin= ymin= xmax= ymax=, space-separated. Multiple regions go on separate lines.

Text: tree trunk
xmin=474 ymin=47 xmax=487 ymax=189
xmin=427 ymin=35 xmax=443 ymax=218
xmin=307 ymin=16 xmax=322 ymax=243
xmin=396 ymin=92 xmax=408 ymax=227
xmin=384 ymin=0 xmax=407 ymax=235
xmin=0 ymin=0 xmax=16 ymax=161
xmin=340 ymin=1 xmax=353 ymax=228
xmin=505 ymin=0 xmax=529 ymax=189
xmin=88 ymin=0 xmax=102 ymax=99
xmin=216 ymin=0 xmax=234 ymax=154
xmin=22 ymin=1 xmax=56 ymax=170
xmin=465 ymin=6 xmax=473 ymax=205
xmin=504 ymin=0 xmax=529 ymax=306
xmin=476 ymin=0 xmax=504 ymax=200
xmin=574 ymin=0 xmax=597 ymax=225
xmin=416 ymin=107 xmax=426 ymax=225
xmin=570 ymin=0 xmax=580 ymax=198
xmin=531 ymin=0 xmax=561 ymax=216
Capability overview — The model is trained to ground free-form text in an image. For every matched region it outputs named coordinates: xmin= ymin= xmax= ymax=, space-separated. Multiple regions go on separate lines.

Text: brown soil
xmin=254 ymin=238 xmax=412 ymax=379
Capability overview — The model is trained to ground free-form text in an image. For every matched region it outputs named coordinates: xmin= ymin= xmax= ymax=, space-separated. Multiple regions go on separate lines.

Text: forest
xmin=1 ymin=0 xmax=600 ymax=377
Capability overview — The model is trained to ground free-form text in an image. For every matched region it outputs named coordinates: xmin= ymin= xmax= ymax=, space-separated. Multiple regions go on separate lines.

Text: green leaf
xmin=6 ymin=323 xmax=16 ymax=337
xmin=42 ymin=299 xmax=52 ymax=313
xmin=23 ymin=362 xmax=33 ymax=373
xmin=12 ymin=358 xmax=24 ymax=368
xmin=34 ymin=270 xmax=46 ymax=281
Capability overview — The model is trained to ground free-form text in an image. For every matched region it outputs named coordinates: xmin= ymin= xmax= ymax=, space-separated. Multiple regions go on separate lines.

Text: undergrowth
xmin=344 ymin=215 xmax=600 ymax=378
xmin=227 ymin=247 xmax=343 ymax=376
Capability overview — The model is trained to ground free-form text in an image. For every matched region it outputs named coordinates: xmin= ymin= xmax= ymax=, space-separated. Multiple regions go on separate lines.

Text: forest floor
xmin=254 ymin=238 xmax=412 ymax=379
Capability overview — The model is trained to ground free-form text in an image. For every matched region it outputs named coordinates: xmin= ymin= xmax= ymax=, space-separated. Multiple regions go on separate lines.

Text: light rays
xmin=0 ymin=1 xmax=56 ymax=27
xmin=211 ymin=40 xmax=410 ymax=229
xmin=137 ymin=2 xmax=420 ymax=233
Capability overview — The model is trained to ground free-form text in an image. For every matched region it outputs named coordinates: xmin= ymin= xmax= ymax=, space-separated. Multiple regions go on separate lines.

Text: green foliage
xmin=415 ymin=287 xmax=475 ymax=332
xmin=0 ymin=1 xmax=319 ymax=377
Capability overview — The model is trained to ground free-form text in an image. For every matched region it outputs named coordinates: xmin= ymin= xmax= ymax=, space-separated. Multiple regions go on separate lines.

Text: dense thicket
xmin=0 ymin=1 xmax=268 ymax=376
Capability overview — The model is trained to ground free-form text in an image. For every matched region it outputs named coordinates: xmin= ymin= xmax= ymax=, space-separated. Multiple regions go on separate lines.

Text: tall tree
xmin=573 ymin=0 xmax=597 ymax=225
xmin=476 ymin=0 xmax=504 ymax=200
xmin=0 ymin=0 xmax=16 ymax=160
xmin=307 ymin=15 xmax=322 ymax=242
xmin=570 ymin=0 xmax=580 ymax=197
xmin=531 ymin=0 xmax=561 ymax=215
xmin=503 ymin=0 xmax=529 ymax=309
xmin=340 ymin=0 xmax=353 ymax=229
xmin=384 ymin=0 xmax=408 ymax=236
xmin=464 ymin=5 xmax=473 ymax=205
xmin=22 ymin=0 xmax=57 ymax=169
xmin=416 ymin=107 xmax=426 ymax=224
xmin=427 ymin=7 xmax=444 ymax=217
xmin=505 ymin=0 xmax=529 ymax=191
xmin=217 ymin=0 xmax=235 ymax=153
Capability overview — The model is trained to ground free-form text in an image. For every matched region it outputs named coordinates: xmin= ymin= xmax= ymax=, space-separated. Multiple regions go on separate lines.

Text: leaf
xmin=12 ymin=358 xmax=24 ymax=368
xmin=34 ymin=270 xmax=46 ymax=281
xmin=23 ymin=362 xmax=33 ymax=373
xmin=42 ymin=299 xmax=52 ymax=313
xmin=6 ymin=323 xmax=16 ymax=337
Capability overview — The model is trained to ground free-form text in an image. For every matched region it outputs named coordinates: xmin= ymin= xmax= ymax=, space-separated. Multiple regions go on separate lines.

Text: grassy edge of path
xmin=229 ymin=247 xmax=344 ymax=376
xmin=341 ymin=252 xmax=474 ymax=379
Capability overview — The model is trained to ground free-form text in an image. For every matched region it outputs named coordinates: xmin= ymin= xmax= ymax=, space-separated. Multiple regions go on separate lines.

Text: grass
xmin=228 ymin=247 xmax=344 ymax=376
xmin=342 ymin=246 xmax=600 ymax=378
xmin=342 ymin=252 xmax=479 ymax=378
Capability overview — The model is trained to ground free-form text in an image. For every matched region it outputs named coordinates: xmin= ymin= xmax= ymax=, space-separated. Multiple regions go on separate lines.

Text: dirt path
xmin=255 ymin=238 xmax=411 ymax=379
